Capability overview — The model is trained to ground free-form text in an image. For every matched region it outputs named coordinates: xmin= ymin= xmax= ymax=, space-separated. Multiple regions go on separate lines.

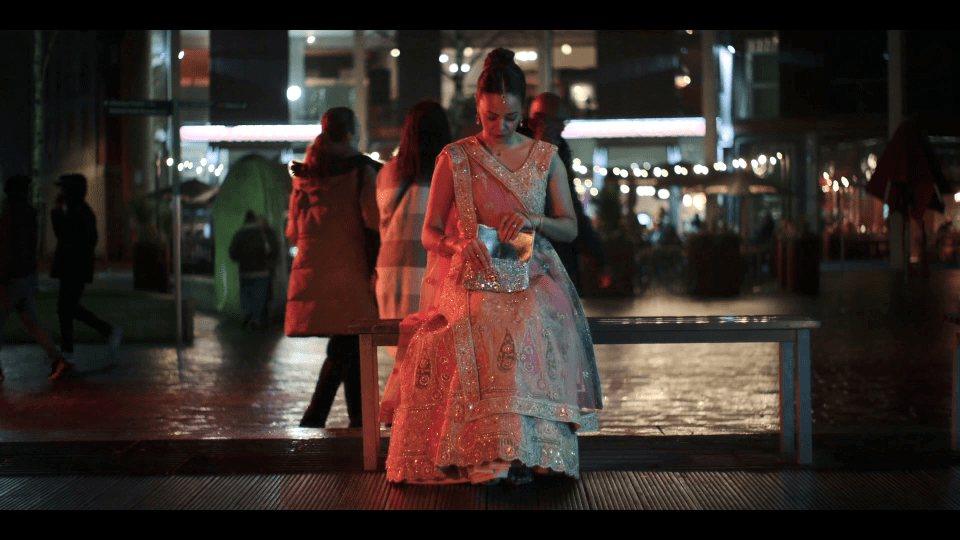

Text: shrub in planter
xmin=776 ymin=219 xmax=820 ymax=295
xmin=130 ymin=198 xmax=171 ymax=293
xmin=686 ymin=232 xmax=743 ymax=296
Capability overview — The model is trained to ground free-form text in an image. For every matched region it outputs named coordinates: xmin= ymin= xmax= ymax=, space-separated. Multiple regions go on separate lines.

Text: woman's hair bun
xmin=484 ymin=48 xmax=515 ymax=68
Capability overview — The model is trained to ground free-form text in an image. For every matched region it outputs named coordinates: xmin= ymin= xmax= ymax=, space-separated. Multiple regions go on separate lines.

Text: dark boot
xmin=299 ymin=358 xmax=342 ymax=428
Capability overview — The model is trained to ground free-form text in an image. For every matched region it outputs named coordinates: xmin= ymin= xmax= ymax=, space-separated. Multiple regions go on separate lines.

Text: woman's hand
xmin=498 ymin=212 xmax=535 ymax=243
xmin=457 ymin=237 xmax=492 ymax=270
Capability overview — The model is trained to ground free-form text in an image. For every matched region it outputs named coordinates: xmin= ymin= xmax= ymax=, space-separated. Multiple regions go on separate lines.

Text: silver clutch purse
xmin=463 ymin=224 xmax=534 ymax=293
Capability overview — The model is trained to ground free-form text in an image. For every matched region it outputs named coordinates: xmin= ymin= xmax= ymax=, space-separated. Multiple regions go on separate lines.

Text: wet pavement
xmin=0 ymin=267 xmax=955 ymax=442
xmin=2 ymin=267 xmax=959 ymax=509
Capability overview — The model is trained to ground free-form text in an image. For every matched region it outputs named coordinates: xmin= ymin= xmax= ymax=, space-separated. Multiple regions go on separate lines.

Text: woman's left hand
xmin=498 ymin=212 xmax=534 ymax=242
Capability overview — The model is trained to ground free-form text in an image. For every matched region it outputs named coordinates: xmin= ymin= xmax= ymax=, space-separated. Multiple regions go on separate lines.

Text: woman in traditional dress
xmin=375 ymin=100 xmax=452 ymax=322
xmin=380 ymin=48 xmax=603 ymax=484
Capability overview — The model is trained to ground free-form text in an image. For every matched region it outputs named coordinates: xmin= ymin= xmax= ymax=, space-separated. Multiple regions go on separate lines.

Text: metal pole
xmin=169 ymin=30 xmax=183 ymax=348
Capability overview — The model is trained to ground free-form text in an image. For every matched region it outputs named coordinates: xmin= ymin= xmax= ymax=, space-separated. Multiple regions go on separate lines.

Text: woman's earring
xmin=476 ymin=114 xmax=480 ymax=125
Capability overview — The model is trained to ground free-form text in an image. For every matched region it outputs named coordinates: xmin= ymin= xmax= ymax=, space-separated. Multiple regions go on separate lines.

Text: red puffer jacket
xmin=285 ymin=159 xmax=380 ymax=337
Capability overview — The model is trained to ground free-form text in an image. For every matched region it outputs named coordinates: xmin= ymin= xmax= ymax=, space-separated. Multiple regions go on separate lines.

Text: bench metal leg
xmin=779 ymin=340 xmax=796 ymax=456
xmin=954 ymin=330 xmax=960 ymax=451
xmin=796 ymin=329 xmax=813 ymax=465
xmin=359 ymin=334 xmax=380 ymax=471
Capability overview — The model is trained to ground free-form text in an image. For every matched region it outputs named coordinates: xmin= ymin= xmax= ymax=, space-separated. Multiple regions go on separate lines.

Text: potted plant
xmin=685 ymin=230 xmax=743 ymax=296
xmin=776 ymin=217 xmax=820 ymax=295
xmin=590 ymin=182 xmax=636 ymax=296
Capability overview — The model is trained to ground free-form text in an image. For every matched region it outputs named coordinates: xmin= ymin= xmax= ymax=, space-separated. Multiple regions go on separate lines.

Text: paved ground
xmin=1 ymin=267 xmax=958 ymax=509
xmin=1 ymin=268 xmax=955 ymax=440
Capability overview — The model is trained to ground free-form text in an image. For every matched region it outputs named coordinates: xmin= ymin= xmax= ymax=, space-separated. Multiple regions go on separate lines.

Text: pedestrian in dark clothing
xmin=51 ymin=174 xmax=122 ymax=360
xmin=527 ymin=92 xmax=605 ymax=296
xmin=756 ymin=213 xmax=775 ymax=245
xmin=0 ymin=175 xmax=72 ymax=382
xmin=229 ymin=210 xmax=279 ymax=330
xmin=691 ymin=214 xmax=704 ymax=231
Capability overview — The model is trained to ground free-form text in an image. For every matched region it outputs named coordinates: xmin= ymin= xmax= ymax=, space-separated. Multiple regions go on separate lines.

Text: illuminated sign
xmin=180 ymin=125 xmax=322 ymax=142
xmin=561 ymin=118 xmax=708 ymax=139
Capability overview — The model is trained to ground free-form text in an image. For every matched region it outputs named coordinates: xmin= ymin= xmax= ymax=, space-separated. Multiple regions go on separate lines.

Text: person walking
xmin=286 ymin=107 xmax=381 ymax=429
xmin=0 ymin=175 xmax=72 ymax=382
xmin=50 ymin=174 xmax=122 ymax=362
xmin=375 ymin=99 xmax=452 ymax=322
xmin=229 ymin=210 xmax=279 ymax=330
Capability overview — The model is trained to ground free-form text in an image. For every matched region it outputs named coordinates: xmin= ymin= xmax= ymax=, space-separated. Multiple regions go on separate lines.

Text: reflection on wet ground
xmin=0 ymin=269 xmax=956 ymax=441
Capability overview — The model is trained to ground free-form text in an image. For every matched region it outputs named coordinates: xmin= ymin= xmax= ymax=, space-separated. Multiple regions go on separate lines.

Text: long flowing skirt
xmin=381 ymin=238 xmax=601 ymax=483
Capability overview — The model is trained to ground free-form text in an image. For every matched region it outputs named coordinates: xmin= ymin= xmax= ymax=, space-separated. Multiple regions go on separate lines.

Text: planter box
xmin=778 ymin=236 xmax=821 ymax=295
xmin=3 ymin=289 xmax=193 ymax=345
xmin=133 ymin=241 xmax=170 ymax=293
xmin=686 ymin=234 xmax=743 ymax=297
xmin=594 ymin=237 xmax=635 ymax=296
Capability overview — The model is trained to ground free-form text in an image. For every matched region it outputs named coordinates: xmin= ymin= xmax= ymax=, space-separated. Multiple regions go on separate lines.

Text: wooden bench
xmin=350 ymin=315 xmax=821 ymax=471
xmin=941 ymin=314 xmax=960 ymax=451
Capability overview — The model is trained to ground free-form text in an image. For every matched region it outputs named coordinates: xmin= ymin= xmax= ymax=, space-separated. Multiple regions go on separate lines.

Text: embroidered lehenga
xmin=380 ymin=137 xmax=602 ymax=483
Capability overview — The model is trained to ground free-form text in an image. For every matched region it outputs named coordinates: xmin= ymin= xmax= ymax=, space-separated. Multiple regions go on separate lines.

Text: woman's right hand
xmin=457 ymin=237 xmax=492 ymax=270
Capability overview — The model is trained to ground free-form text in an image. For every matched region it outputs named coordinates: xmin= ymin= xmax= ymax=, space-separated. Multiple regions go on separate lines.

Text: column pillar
xmin=887 ymin=30 xmax=905 ymax=271
xmin=702 ymin=30 xmax=718 ymax=166
xmin=354 ymin=30 xmax=368 ymax=153
xmin=702 ymin=30 xmax=719 ymax=230
xmin=805 ymin=132 xmax=819 ymax=234
xmin=539 ymin=30 xmax=554 ymax=95
xmin=289 ymin=34 xmax=306 ymax=123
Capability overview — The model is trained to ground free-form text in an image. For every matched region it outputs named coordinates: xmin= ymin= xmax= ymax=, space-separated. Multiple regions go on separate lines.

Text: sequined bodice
xmin=458 ymin=137 xmax=554 ymax=215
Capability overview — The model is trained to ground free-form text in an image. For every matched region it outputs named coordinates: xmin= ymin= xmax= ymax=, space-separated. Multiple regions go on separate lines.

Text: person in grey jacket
xmin=0 ymin=175 xmax=71 ymax=381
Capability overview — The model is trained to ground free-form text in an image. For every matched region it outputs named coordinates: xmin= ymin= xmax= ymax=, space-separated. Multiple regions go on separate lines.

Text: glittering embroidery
xmin=415 ymin=357 xmax=431 ymax=389
xmin=382 ymin=137 xmax=603 ymax=484
xmin=463 ymin=259 xmax=530 ymax=293
xmin=462 ymin=138 xmax=551 ymax=213
xmin=497 ymin=332 xmax=517 ymax=371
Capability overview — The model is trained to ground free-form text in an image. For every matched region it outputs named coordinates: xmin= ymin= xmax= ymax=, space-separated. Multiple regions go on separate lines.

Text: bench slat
xmin=349 ymin=315 xmax=821 ymax=336
xmin=591 ymin=329 xmax=800 ymax=344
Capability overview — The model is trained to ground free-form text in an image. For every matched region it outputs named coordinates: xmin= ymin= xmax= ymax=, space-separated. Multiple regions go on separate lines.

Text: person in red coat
xmin=286 ymin=108 xmax=380 ymax=428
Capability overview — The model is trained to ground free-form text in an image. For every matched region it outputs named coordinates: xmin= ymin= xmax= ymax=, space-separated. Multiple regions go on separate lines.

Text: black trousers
xmin=301 ymin=334 xmax=363 ymax=427
xmin=57 ymin=278 xmax=113 ymax=353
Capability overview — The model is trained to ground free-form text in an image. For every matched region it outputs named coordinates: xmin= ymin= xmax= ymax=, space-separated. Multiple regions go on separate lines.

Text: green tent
xmin=212 ymin=154 xmax=291 ymax=320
